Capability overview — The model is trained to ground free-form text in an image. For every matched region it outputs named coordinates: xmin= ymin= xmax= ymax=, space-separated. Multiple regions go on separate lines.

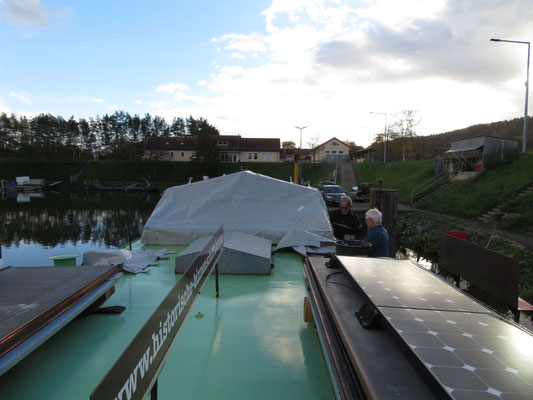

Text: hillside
xmin=367 ymin=116 xmax=532 ymax=162
xmin=353 ymin=154 xmax=533 ymax=235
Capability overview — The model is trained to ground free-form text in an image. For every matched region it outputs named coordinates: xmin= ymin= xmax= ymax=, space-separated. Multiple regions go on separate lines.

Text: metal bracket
xmin=354 ymin=303 xmax=380 ymax=329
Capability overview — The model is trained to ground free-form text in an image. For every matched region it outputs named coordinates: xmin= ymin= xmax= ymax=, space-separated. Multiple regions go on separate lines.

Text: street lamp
xmin=490 ymin=38 xmax=530 ymax=153
xmin=294 ymin=126 xmax=307 ymax=151
xmin=369 ymin=112 xmax=388 ymax=163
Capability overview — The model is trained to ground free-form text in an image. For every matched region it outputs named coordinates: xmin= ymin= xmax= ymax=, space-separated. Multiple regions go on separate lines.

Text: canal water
xmin=0 ymin=191 xmax=160 ymax=267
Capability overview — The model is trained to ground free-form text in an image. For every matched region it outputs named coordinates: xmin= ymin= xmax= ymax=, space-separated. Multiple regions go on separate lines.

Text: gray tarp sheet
xmin=140 ymin=171 xmax=334 ymax=245
xmin=83 ymin=249 xmax=168 ymax=273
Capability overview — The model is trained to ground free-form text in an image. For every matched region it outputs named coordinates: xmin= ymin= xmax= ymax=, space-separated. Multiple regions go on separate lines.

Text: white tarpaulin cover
xmin=141 ymin=171 xmax=334 ymax=245
xmin=274 ymin=228 xmax=336 ymax=256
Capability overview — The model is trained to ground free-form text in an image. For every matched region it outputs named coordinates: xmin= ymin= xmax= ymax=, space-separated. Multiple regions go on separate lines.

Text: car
xmin=347 ymin=183 xmax=372 ymax=202
xmin=322 ymin=184 xmax=345 ymax=206
xmin=345 ymin=186 xmax=359 ymax=201
xmin=317 ymin=180 xmax=336 ymax=191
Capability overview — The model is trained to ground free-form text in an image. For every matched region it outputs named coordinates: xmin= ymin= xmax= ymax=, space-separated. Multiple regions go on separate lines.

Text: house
xmin=312 ymin=137 xmax=351 ymax=163
xmin=354 ymin=147 xmax=375 ymax=163
xmin=443 ymin=135 xmax=520 ymax=173
xmin=143 ymin=135 xmax=280 ymax=163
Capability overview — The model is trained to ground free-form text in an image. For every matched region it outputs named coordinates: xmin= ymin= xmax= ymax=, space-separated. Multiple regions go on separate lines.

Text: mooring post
xmin=370 ymin=185 xmax=398 ymax=257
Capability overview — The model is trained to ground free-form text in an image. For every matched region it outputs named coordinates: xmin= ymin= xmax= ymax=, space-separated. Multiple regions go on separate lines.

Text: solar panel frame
xmin=336 ymin=256 xmax=533 ymax=400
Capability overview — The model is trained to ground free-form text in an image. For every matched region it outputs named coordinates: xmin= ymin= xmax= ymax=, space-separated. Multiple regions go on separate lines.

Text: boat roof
xmin=0 ymin=243 xmax=335 ymax=399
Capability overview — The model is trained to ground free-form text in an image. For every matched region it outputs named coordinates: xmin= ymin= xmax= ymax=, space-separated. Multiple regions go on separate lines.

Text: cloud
xmin=2 ymin=0 xmax=50 ymax=28
xmin=212 ymin=32 xmax=268 ymax=53
xmin=9 ymin=90 xmax=31 ymax=105
xmin=154 ymin=0 xmax=533 ymax=147
xmin=133 ymin=99 xmax=142 ymax=104
xmin=156 ymin=82 xmax=190 ymax=93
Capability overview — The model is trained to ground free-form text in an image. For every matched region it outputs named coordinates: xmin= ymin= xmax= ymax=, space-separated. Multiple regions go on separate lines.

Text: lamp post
xmin=294 ymin=126 xmax=307 ymax=184
xmin=490 ymin=38 xmax=530 ymax=153
xmin=294 ymin=126 xmax=307 ymax=151
xmin=370 ymin=112 xmax=388 ymax=163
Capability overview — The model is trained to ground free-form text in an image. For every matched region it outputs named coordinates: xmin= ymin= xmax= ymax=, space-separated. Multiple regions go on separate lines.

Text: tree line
xmin=0 ymin=111 xmax=220 ymax=161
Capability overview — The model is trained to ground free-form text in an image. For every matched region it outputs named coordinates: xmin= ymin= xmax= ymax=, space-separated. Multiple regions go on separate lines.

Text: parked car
xmin=317 ymin=180 xmax=336 ymax=191
xmin=322 ymin=185 xmax=345 ymax=206
xmin=345 ymin=186 xmax=359 ymax=201
xmin=347 ymin=183 xmax=372 ymax=202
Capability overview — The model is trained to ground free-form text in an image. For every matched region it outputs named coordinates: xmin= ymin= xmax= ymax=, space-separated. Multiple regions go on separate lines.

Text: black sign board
xmin=439 ymin=233 xmax=519 ymax=308
xmin=91 ymin=226 xmax=224 ymax=400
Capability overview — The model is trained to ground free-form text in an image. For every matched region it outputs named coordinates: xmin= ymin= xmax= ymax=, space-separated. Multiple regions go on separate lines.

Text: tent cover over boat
xmin=141 ymin=171 xmax=334 ymax=245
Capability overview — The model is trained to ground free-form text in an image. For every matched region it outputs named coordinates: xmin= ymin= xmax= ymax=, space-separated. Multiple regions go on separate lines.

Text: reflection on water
xmin=0 ymin=191 xmax=160 ymax=267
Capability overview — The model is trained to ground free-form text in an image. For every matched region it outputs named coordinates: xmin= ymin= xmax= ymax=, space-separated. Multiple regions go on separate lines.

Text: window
xmin=268 ymin=153 xmax=272 ymax=160
xmin=262 ymin=153 xmax=267 ymax=160
xmin=217 ymin=140 xmax=228 ymax=146
xmin=181 ymin=152 xmax=184 ymax=157
xmin=159 ymin=152 xmax=163 ymax=156
xmin=325 ymin=150 xmax=330 ymax=154
xmin=170 ymin=152 xmax=174 ymax=157
xmin=254 ymin=153 xmax=258 ymax=160
xmin=331 ymin=142 xmax=339 ymax=146
xmin=332 ymin=150 xmax=337 ymax=154
xmin=339 ymin=150 xmax=343 ymax=154
xmin=248 ymin=153 xmax=253 ymax=160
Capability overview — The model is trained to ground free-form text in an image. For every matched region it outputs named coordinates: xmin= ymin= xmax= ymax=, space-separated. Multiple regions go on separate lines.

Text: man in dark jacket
xmin=329 ymin=196 xmax=363 ymax=240
xmin=363 ymin=208 xmax=389 ymax=257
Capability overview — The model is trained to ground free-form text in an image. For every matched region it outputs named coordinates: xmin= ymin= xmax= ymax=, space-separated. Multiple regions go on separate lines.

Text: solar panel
xmin=338 ymin=256 xmax=488 ymax=313
xmin=381 ymin=308 xmax=533 ymax=399
xmin=337 ymin=256 xmax=533 ymax=399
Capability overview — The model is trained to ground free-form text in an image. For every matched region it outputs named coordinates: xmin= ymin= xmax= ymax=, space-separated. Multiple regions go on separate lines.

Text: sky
xmin=0 ymin=0 xmax=532 ymax=147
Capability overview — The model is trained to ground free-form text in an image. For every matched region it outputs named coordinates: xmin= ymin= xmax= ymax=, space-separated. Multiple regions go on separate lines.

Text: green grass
xmin=419 ymin=154 xmax=533 ymax=221
xmin=0 ymin=160 xmax=85 ymax=181
xmin=352 ymin=160 xmax=434 ymax=203
xmin=0 ymin=160 xmax=336 ymax=187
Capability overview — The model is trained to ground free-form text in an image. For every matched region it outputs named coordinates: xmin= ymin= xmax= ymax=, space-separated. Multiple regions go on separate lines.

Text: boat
xmin=84 ymin=179 xmax=159 ymax=193
xmin=1 ymin=171 xmax=532 ymax=399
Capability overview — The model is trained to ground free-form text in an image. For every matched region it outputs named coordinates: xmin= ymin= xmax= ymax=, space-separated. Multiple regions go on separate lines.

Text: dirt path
xmin=338 ymin=163 xmax=356 ymax=191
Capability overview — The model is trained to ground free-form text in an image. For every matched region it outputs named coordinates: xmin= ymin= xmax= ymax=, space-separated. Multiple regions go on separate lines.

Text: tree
xmin=170 ymin=117 xmax=186 ymax=136
xmin=389 ymin=110 xmax=420 ymax=161
xmin=191 ymin=130 xmax=219 ymax=176
xmin=306 ymin=133 xmax=321 ymax=149
xmin=282 ymin=140 xmax=296 ymax=149
xmin=186 ymin=115 xmax=219 ymax=136
xmin=344 ymin=140 xmax=364 ymax=160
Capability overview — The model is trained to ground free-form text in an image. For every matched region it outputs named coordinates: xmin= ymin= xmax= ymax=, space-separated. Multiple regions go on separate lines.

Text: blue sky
xmin=1 ymin=0 xmax=532 ymax=147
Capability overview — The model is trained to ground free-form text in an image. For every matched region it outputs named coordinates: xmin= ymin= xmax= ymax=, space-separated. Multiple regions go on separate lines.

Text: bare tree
xmin=306 ymin=132 xmax=321 ymax=149
xmin=389 ymin=110 xmax=421 ymax=161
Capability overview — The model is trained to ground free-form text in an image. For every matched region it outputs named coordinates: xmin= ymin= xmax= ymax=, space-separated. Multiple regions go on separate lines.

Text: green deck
xmin=0 ymin=245 xmax=335 ymax=399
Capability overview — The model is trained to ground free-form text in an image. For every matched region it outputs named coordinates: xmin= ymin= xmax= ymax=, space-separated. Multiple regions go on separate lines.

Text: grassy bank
xmin=352 ymin=160 xmax=434 ymax=203
xmin=418 ymin=154 xmax=533 ymax=234
xmin=0 ymin=160 xmax=335 ymax=187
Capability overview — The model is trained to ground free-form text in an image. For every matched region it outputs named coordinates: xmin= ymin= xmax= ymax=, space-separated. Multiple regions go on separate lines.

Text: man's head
xmin=365 ymin=208 xmax=382 ymax=229
xmin=339 ymin=196 xmax=352 ymax=215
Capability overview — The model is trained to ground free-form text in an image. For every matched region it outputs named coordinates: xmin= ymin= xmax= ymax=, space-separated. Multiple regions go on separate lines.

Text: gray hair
xmin=365 ymin=208 xmax=382 ymax=224
xmin=340 ymin=195 xmax=352 ymax=208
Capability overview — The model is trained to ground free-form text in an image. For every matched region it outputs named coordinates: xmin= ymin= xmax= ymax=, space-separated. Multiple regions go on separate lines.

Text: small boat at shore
xmin=84 ymin=179 xmax=159 ymax=193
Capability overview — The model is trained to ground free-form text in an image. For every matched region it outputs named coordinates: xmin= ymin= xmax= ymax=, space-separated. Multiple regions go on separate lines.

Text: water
xmin=0 ymin=190 xmax=160 ymax=267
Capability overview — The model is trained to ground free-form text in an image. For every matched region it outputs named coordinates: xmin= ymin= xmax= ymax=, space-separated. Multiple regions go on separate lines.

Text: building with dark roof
xmin=143 ymin=135 xmax=281 ymax=162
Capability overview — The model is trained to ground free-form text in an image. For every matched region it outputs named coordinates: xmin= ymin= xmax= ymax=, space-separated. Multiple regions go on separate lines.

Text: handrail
xmin=411 ymin=169 xmax=450 ymax=205
xmin=451 ymin=152 xmax=470 ymax=169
